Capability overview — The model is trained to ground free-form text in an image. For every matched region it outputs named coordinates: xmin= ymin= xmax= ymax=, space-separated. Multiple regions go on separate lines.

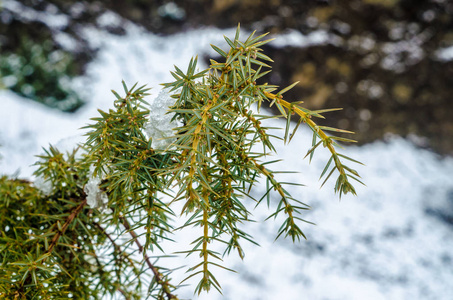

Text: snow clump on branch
xmin=144 ymin=88 xmax=181 ymax=151
xmin=84 ymin=165 xmax=109 ymax=211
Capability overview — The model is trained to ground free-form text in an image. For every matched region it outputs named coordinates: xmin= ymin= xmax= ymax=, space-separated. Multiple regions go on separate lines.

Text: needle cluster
xmin=0 ymin=25 xmax=362 ymax=299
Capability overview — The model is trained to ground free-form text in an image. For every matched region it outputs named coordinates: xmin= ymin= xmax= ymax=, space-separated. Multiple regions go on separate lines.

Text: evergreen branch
xmin=16 ymin=197 xmax=87 ymax=294
xmin=263 ymin=91 xmax=361 ymax=197
xmin=117 ymin=287 xmax=131 ymax=300
xmin=251 ymin=159 xmax=306 ymax=241
xmin=45 ymin=198 xmax=87 ymax=261
xmin=201 ymin=207 xmax=210 ymax=292
xmin=93 ymin=222 xmax=141 ymax=277
xmin=119 ymin=216 xmax=178 ymax=300
xmin=1 ymin=26 xmax=364 ymax=298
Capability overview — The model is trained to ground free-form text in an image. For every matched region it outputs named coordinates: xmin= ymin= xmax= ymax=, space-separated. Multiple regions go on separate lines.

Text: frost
xmin=34 ymin=176 xmax=53 ymax=195
xmin=144 ymin=88 xmax=181 ymax=151
xmin=84 ymin=166 xmax=109 ymax=212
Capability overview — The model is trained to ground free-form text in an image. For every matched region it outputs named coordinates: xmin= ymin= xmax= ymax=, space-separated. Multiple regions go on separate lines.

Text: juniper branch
xmin=45 ymin=198 xmax=88 ymax=259
xmin=93 ymin=222 xmax=141 ymax=276
xmin=117 ymin=287 xmax=131 ymax=300
xmin=119 ymin=216 xmax=178 ymax=300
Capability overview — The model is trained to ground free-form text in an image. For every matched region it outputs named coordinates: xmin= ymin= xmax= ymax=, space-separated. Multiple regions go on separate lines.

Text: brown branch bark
xmin=19 ymin=198 xmax=87 ymax=293
xmin=119 ymin=215 xmax=178 ymax=300
xmin=94 ymin=221 xmax=144 ymax=300
xmin=94 ymin=222 xmax=137 ymax=267
xmin=117 ymin=287 xmax=131 ymax=300
xmin=45 ymin=198 xmax=87 ymax=261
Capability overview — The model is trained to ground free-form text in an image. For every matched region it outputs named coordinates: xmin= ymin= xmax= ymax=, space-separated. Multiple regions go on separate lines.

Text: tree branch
xmin=94 ymin=222 xmax=142 ymax=299
xmin=19 ymin=198 xmax=87 ymax=293
xmin=117 ymin=287 xmax=131 ymax=300
xmin=45 ymin=198 xmax=87 ymax=261
xmin=119 ymin=215 xmax=178 ymax=300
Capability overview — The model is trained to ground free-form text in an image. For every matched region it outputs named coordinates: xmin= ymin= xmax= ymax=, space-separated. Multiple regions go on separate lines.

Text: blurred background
xmin=1 ymin=1 xmax=453 ymax=299
xmin=2 ymin=0 xmax=453 ymax=154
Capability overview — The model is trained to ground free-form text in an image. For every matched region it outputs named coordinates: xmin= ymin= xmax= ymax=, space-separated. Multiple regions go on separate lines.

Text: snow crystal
xmin=84 ymin=166 xmax=109 ymax=211
xmin=144 ymin=88 xmax=181 ymax=151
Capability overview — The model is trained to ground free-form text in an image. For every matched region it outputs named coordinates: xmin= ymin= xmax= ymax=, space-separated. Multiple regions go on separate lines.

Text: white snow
xmin=270 ymin=29 xmax=340 ymax=48
xmin=1 ymin=22 xmax=453 ymax=300
xmin=2 ymin=0 xmax=69 ymax=30
xmin=84 ymin=165 xmax=109 ymax=210
xmin=145 ymin=87 xmax=181 ymax=151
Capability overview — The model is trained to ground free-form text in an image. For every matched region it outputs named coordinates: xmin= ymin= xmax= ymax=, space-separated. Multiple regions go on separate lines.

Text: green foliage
xmin=0 ymin=38 xmax=84 ymax=112
xmin=0 ymin=25 xmax=363 ymax=299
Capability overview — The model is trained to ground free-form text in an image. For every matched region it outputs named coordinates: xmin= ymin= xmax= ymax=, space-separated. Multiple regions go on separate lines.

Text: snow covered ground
xmin=2 ymin=21 xmax=453 ymax=300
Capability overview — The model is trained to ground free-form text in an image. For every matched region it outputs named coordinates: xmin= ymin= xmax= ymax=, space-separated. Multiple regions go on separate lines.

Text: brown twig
xmin=19 ymin=198 xmax=87 ymax=293
xmin=45 ymin=198 xmax=87 ymax=260
xmin=117 ymin=287 xmax=131 ymax=300
xmin=119 ymin=216 xmax=178 ymax=300
xmin=94 ymin=222 xmax=138 ymax=268
xmin=94 ymin=221 xmax=144 ymax=299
